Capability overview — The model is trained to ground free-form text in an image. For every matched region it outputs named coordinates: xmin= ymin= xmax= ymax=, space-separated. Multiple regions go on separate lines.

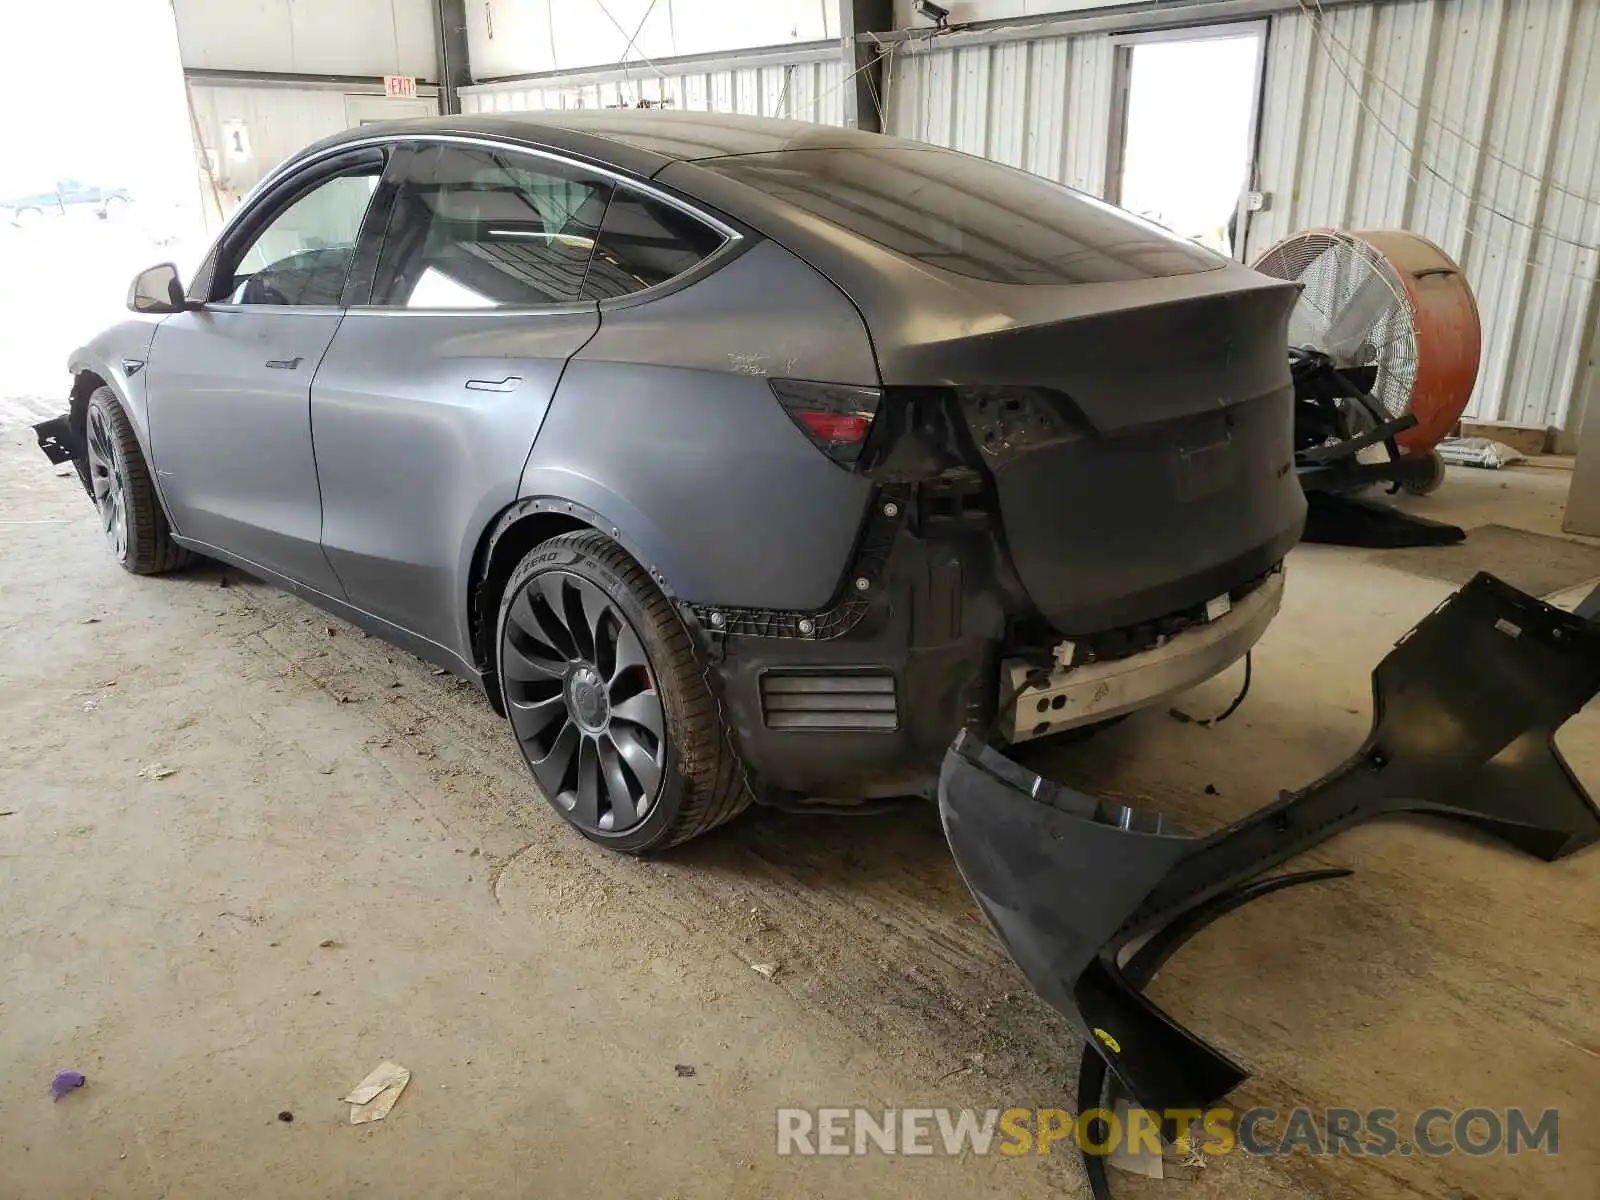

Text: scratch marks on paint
xmin=728 ymin=351 xmax=770 ymax=376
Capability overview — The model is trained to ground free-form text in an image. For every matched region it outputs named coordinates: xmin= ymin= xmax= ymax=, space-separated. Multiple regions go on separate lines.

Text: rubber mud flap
xmin=939 ymin=571 xmax=1600 ymax=1125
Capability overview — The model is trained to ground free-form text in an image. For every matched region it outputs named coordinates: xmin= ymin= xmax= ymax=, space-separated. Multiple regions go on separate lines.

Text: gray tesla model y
xmin=36 ymin=112 xmax=1305 ymax=853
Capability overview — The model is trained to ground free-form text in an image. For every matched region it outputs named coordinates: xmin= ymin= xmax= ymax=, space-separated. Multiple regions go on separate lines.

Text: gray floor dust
xmin=1370 ymin=520 xmax=1600 ymax=595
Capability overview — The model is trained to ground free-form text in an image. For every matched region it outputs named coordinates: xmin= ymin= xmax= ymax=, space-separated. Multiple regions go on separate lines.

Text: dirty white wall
xmin=171 ymin=1 xmax=440 ymax=221
xmin=467 ymin=0 xmax=840 ymax=80
xmin=170 ymin=0 xmax=437 ymax=78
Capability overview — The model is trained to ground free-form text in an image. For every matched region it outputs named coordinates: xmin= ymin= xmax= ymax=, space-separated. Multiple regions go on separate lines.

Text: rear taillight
xmin=771 ymin=380 xmax=880 ymax=467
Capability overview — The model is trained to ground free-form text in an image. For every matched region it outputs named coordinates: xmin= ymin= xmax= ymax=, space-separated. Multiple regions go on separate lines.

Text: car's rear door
xmin=309 ymin=141 xmax=609 ymax=656
xmin=144 ymin=147 xmax=387 ymax=594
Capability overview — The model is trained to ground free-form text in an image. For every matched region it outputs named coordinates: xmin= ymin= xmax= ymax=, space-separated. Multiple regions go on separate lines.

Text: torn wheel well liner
xmin=468 ymin=504 xmax=593 ymax=709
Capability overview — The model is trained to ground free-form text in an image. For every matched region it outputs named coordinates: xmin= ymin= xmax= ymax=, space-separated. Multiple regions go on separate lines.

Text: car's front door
xmin=310 ymin=141 xmax=611 ymax=654
xmin=145 ymin=148 xmax=387 ymax=593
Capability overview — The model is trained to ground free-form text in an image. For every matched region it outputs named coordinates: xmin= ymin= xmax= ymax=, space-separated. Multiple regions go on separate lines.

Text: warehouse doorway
xmin=1107 ymin=23 xmax=1266 ymax=260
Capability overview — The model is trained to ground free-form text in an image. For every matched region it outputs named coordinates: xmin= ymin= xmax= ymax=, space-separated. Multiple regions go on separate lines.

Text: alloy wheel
xmin=501 ymin=570 xmax=667 ymax=835
xmin=85 ymin=406 xmax=128 ymax=560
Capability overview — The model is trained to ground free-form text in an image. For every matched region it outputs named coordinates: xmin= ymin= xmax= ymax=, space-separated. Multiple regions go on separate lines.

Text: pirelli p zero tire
xmin=83 ymin=386 xmax=193 ymax=575
xmin=496 ymin=530 xmax=751 ymax=854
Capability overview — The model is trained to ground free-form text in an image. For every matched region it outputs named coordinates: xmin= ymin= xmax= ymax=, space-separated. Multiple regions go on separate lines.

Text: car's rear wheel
xmin=14 ymin=206 xmax=42 ymax=227
xmin=496 ymin=531 xmax=750 ymax=854
xmin=84 ymin=386 xmax=193 ymax=574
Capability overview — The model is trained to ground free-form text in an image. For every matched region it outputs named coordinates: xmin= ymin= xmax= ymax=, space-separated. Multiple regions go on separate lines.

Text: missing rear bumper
xmin=940 ymin=572 xmax=1600 ymax=1190
xmin=1002 ymin=570 xmax=1284 ymax=742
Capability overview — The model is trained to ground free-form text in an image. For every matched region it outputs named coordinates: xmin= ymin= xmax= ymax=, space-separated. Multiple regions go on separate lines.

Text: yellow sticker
xmin=1092 ymin=1027 xmax=1122 ymax=1054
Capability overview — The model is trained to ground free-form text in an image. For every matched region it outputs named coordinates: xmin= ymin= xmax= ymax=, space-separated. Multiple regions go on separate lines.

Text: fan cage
xmin=1256 ymin=231 xmax=1419 ymax=423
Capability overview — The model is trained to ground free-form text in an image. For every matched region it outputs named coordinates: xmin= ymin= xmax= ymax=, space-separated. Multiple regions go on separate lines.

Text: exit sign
xmin=384 ymin=75 xmax=418 ymax=100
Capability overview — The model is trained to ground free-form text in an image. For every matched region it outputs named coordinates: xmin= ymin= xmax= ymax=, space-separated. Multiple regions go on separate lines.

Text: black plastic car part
xmin=938 ymin=572 xmax=1600 ymax=1199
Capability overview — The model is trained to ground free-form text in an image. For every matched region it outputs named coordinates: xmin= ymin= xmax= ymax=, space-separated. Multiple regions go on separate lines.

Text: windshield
xmin=699 ymin=146 xmax=1224 ymax=285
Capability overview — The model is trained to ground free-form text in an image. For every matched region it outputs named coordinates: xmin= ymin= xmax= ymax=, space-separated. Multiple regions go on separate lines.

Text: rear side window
xmin=369 ymin=144 xmax=612 ymax=307
xmin=698 ymin=147 xmax=1223 ymax=285
xmin=581 ymin=187 xmax=727 ymax=301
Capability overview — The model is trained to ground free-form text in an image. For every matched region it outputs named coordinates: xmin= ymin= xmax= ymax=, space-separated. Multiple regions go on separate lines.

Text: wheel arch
xmin=466 ymin=489 xmax=697 ymax=709
xmin=68 ymin=367 xmax=108 ymax=443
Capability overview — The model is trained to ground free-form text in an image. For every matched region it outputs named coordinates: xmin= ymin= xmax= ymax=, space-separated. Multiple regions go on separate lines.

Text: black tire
xmin=84 ymin=386 xmax=193 ymax=574
xmin=496 ymin=530 xmax=750 ymax=854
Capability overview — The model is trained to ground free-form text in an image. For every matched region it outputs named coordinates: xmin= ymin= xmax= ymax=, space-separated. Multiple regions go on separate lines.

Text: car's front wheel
xmin=84 ymin=386 xmax=192 ymax=574
xmin=496 ymin=531 xmax=750 ymax=854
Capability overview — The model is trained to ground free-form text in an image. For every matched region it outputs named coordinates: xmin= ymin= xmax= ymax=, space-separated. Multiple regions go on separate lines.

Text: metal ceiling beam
xmin=182 ymin=68 xmax=439 ymax=95
xmin=433 ymin=0 xmax=471 ymax=113
xmin=839 ymin=0 xmax=895 ymax=132
xmin=875 ymin=0 xmax=1390 ymax=51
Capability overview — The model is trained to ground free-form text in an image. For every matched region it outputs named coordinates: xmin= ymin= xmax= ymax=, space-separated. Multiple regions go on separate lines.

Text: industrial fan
xmin=1254 ymin=229 xmax=1482 ymax=496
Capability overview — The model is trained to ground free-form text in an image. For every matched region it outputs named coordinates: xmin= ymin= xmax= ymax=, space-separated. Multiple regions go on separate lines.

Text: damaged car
xmin=35 ymin=111 xmax=1306 ymax=853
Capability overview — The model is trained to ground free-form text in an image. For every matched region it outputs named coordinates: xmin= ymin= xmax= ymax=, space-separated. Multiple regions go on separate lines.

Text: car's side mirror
xmin=128 ymin=263 xmax=189 ymax=314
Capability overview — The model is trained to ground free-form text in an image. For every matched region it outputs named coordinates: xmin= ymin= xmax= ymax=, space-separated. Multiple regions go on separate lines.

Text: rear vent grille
xmin=759 ymin=670 xmax=898 ymax=732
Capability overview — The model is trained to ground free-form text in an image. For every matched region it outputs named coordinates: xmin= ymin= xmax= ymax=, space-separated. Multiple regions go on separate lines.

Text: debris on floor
xmin=136 ymin=762 xmax=177 ymax=781
xmin=750 ymin=962 xmax=780 ymax=979
xmin=277 ymin=1110 xmax=294 ymax=1123
xmin=1436 ymin=436 xmax=1525 ymax=469
xmin=342 ymin=1061 xmax=410 ymax=1125
xmin=318 ymin=937 xmax=339 ymax=948
xmin=674 ymin=1064 xmax=696 ymax=1078
xmin=50 ymin=1070 xmax=86 ymax=1101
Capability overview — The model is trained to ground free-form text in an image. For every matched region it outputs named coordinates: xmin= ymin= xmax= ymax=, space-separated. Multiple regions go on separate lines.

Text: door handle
xmin=265 ymin=356 xmax=304 ymax=370
xmin=464 ymin=375 xmax=523 ymax=393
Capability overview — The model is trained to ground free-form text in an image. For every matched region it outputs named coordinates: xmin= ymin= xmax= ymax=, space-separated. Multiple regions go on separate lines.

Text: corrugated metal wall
xmin=459 ymin=53 xmax=847 ymax=127
xmin=888 ymin=0 xmax=1600 ymax=440
xmin=886 ymin=34 xmax=1116 ymax=194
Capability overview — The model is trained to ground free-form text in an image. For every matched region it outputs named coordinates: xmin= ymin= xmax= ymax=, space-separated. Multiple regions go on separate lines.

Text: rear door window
xmin=698 ymin=147 xmax=1223 ymax=284
xmin=369 ymin=144 xmax=612 ymax=308
xmin=581 ymin=187 xmax=728 ymax=301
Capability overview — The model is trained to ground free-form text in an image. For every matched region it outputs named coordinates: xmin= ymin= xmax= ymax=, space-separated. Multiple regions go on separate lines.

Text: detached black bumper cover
xmin=940 ymin=572 xmax=1600 ymax=1126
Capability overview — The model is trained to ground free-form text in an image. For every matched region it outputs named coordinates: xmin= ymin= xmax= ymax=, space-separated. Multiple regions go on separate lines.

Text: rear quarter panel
xmin=525 ymin=238 xmax=880 ymax=611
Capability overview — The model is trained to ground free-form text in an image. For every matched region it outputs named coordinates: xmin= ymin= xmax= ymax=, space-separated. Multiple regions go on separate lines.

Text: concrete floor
xmin=3 ymin=408 xmax=1598 ymax=1198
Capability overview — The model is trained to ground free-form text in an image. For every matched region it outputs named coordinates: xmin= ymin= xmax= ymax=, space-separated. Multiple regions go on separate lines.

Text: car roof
xmin=307 ymin=110 xmax=893 ymax=180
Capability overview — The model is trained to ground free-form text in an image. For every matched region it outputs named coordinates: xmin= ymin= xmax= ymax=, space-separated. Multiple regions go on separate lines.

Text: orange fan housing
xmin=1255 ymin=228 xmax=1482 ymax=456
xmin=1353 ymin=230 xmax=1482 ymax=455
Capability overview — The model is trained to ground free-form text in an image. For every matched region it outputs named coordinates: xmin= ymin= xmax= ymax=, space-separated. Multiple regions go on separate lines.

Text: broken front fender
xmin=940 ymin=572 xmax=1600 ymax=1120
